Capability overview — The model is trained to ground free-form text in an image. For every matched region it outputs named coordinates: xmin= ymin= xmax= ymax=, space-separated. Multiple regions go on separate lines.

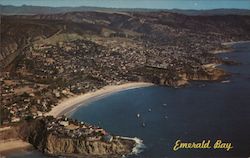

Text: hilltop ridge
xmin=1 ymin=4 xmax=250 ymax=15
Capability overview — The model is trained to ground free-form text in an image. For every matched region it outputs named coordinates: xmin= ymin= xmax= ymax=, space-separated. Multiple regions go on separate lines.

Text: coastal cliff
xmin=45 ymin=134 xmax=134 ymax=157
xmin=135 ymin=66 xmax=228 ymax=87
xmin=19 ymin=117 xmax=135 ymax=157
xmin=181 ymin=67 xmax=228 ymax=82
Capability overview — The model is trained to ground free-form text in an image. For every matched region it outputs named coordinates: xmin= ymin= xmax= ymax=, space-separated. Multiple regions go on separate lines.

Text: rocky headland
xmin=18 ymin=116 xmax=137 ymax=157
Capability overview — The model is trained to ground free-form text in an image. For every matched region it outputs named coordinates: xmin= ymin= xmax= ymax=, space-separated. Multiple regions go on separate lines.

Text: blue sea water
xmin=7 ymin=43 xmax=250 ymax=157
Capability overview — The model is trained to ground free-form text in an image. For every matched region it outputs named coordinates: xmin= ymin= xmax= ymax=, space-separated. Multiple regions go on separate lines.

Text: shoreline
xmin=210 ymin=41 xmax=250 ymax=54
xmin=210 ymin=48 xmax=232 ymax=54
xmin=222 ymin=40 xmax=250 ymax=46
xmin=118 ymin=136 xmax=146 ymax=155
xmin=46 ymin=82 xmax=154 ymax=117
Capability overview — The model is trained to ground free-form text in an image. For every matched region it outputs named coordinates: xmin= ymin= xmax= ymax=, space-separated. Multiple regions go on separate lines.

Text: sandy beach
xmin=0 ymin=139 xmax=32 ymax=153
xmin=47 ymin=82 xmax=154 ymax=117
xmin=222 ymin=40 xmax=250 ymax=46
xmin=210 ymin=49 xmax=232 ymax=54
xmin=0 ymin=126 xmax=32 ymax=154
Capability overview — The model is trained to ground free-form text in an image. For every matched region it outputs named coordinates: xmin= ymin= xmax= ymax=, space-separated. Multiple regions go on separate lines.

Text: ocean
xmin=7 ymin=42 xmax=250 ymax=157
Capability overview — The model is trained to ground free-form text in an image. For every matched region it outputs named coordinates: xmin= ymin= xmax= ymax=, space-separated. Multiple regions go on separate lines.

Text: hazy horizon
xmin=1 ymin=0 xmax=250 ymax=10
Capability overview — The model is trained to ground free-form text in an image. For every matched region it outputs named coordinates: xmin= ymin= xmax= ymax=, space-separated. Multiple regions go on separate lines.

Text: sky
xmin=1 ymin=0 xmax=250 ymax=10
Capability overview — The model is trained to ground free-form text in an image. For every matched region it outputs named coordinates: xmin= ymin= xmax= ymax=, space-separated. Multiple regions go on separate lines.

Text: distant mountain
xmin=171 ymin=9 xmax=250 ymax=15
xmin=1 ymin=5 xmax=250 ymax=15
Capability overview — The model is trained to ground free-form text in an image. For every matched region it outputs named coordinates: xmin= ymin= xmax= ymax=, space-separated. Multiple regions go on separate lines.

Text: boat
xmin=221 ymin=80 xmax=230 ymax=83
xmin=142 ymin=122 xmax=146 ymax=127
xmin=137 ymin=113 xmax=140 ymax=118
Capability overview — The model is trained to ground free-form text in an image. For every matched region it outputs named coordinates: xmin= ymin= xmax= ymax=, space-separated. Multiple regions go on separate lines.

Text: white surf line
xmin=119 ymin=136 xmax=146 ymax=155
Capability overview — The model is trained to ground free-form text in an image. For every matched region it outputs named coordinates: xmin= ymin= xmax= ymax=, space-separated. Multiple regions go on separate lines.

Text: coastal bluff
xmin=18 ymin=117 xmax=135 ymax=157
xmin=137 ymin=66 xmax=228 ymax=87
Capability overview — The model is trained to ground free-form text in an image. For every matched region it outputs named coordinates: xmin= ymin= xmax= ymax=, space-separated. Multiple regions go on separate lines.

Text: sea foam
xmin=119 ymin=136 xmax=146 ymax=155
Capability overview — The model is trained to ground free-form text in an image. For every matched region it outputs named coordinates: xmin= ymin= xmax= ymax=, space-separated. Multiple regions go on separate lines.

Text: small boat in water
xmin=162 ymin=103 xmax=167 ymax=107
xmin=142 ymin=122 xmax=146 ymax=127
xmin=137 ymin=113 xmax=140 ymax=118
xmin=148 ymin=108 xmax=152 ymax=112
xmin=221 ymin=80 xmax=230 ymax=83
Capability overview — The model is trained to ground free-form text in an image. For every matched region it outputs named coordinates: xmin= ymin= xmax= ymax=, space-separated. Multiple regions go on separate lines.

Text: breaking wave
xmin=119 ymin=136 xmax=146 ymax=155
